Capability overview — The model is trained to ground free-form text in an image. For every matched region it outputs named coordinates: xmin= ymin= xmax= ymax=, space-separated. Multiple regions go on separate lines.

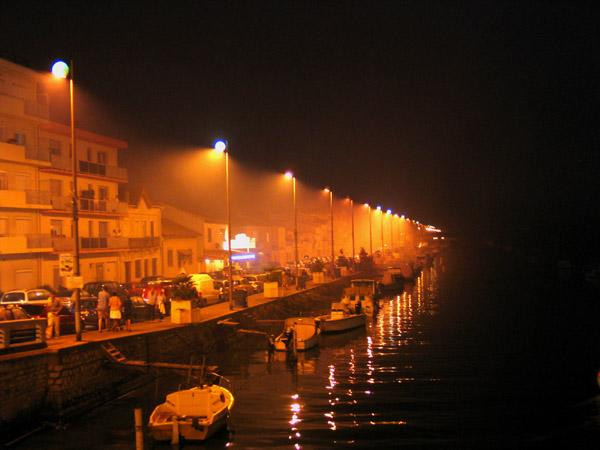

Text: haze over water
xmin=15 ymin=244 xmax=600 ymax=449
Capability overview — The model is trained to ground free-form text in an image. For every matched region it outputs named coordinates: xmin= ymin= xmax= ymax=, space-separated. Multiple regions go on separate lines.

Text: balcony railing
xmin=52 ymin=236 xmax=145 ymax=251
xmin=25 ymin=190 xmax=51 ymax=205
xmin=128 ymin=237 xmax=160 ymax=248
xmin=50 ymin=196 xmax=127 ymax=214
xmin=27 ymin=234 xmax=52 ymax=249
xmin=48 ymin=155 xmax=128 ymax=181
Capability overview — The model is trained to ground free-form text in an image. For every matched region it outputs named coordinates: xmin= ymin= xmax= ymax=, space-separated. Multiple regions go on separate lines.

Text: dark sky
xmin=2 ymin=1 xmax=598 ymax=254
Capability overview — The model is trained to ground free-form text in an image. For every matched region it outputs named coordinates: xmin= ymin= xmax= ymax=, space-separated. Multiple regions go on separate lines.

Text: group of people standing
xmin=96 ymin=287 xmax=133 ymax=332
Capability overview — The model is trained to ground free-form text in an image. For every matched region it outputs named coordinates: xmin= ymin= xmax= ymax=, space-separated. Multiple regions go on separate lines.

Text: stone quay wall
xmin=0 ymin=278 xmax=348 ymax=436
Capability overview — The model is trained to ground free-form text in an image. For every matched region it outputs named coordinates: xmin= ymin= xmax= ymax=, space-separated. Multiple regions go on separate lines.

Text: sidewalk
xmin=45 ymin=280 xmax=323 ymax=351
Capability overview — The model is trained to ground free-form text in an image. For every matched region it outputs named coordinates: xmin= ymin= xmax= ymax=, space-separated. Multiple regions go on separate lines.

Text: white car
xmin=0 ymin=288 xmax=55 ymax=305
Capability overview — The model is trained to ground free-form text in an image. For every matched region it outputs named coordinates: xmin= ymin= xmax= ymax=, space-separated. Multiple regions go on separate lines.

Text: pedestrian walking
xmin=157 ymin=288 xmax=166 ymax=321
xmin=97 ymin=286 xmax=109 ymax=332
xmin=148 ymin=287 xmax=157 ymax=320
xmin=108 ymin=292 xmax=122 ymax=331
xmin=45 ymin=295 xmax=63 ymax=339
xmin=122 ymin=295 xmax=133 ymax=331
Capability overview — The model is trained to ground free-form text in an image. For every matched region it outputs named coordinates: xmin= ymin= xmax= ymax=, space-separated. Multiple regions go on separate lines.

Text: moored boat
xmin=342 ymin=279 xmax=381 ymax=316
xmin=273 ymin=317 xmax=320 ymax=352
xmin=148 ymin=384 xmax=234 ymax=442
xmin=316 ymin=304 xmax=366 ymax=333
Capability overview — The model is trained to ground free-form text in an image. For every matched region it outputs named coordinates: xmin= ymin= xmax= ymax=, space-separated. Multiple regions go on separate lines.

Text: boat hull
xmin=148 ymin=386 xmax=233 ymax=442
xmin=317 ymin=313 xmax=366 ymax=333
xmin=273 ymin=317 xmax=319 ymax=352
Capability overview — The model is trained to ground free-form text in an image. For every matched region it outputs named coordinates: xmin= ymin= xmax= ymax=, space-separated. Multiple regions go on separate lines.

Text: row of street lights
xmin=51 ymin=58 xmax=431 ymax=339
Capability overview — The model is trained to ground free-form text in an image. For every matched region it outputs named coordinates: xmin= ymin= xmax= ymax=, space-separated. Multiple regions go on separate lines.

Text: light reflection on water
xmin=14 ymin=254 xmax=600 ymax=449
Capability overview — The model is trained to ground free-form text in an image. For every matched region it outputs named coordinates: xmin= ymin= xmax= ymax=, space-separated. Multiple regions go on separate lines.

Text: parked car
xmin=242 ymin=275 xmax=265 ymax=293
xmin=13 ymin=302 xmax=76 ymax=335
xmin=0 ymin=288 xmax=55 ymax=305
xmin=83 ymin=281 xmax=129 ymax=301
xmin=189 ymin=273 xmax=222 ymax=304
xmin=80 ymin=297 xmax=99 ymax=330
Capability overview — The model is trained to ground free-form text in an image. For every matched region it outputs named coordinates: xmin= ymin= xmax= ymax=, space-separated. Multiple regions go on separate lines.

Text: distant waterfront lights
xmin=284 ymin=170 xmax=293 ymax=180
xmin=386 ymin=209 xmax=392 ymax=215
xmin=376 ymin=205 xmax=381 ymax=211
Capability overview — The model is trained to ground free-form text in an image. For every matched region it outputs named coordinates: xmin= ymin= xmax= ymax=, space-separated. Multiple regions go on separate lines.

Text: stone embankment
xmin=0 ymin=277 xmax=351 ymax=438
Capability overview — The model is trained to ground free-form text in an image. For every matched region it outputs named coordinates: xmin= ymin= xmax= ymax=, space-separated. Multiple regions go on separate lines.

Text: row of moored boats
xmin=148 ymin=278 xmax=381 ymax=444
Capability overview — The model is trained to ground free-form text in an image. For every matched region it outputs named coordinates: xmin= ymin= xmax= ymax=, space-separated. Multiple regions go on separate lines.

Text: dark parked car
xmin=80 ymin=298 xmax=99 ymax=330
xmin=15 ymin=302 xmax=76 ymax=335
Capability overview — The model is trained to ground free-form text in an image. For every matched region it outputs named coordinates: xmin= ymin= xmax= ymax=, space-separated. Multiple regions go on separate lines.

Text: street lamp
xmin=386 ymin=209 xmax=392 ymax=258
xmin=214 ymin=139 xmax=234 ymax=310
xmin=347 ymin=198 xmax=355 ymax=263
xmin=324 ymin=188 xmax=334 ymax=276
xmin=51 ymin=60 xmax=81 ymax=341
xmin=284 ymin=171 xmax=299 ymax=288
xmin=377 ymin=206 xmax=384 ymax=260
xmin=364 ymin=203 xmax=372 ymax=255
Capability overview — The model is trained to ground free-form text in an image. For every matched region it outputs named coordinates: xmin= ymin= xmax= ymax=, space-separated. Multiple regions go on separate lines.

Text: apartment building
xmin=0 ymin=57 xmax=161 ymax=290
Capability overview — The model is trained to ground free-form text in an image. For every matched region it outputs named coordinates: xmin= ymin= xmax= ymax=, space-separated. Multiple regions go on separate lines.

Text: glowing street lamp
xmin=284 ymin=171 xmax=299 ymax=288
xmin=213 ymin=139 xmax=234 ymax=309
xmin=324 ymin=188 xmax=334 ymax=276
xmin=347 ymin=198 xmax=355 ymax=263
xmin=376 ymin=206 xmax=384 ymax=259
xmin=364 ymin=203 xmax=372 ymax=255
xmin=51 ymin=59 xmax=81 ymax=341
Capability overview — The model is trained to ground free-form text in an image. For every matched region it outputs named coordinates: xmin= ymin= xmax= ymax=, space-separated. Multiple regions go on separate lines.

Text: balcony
xmin=0 ymin=141 xmax=51 ymax=165
xmin=50 ymin=236 xmax=158 ymax=252
xmin=49 ymin=196 xmax=127 ymax=215
xmin=0 ymin=188 xmax=51 ymax=209
xmin=0 ymin=234 xmax=53 ymax=254
xmin=128 ymin=237 xmax=160 ymax=249
xmin=47 ymin=155 xmax=128 ymax=181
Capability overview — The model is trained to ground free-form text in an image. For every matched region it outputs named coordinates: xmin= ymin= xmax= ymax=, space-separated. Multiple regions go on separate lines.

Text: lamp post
xmin=364 ymin=203 xmax=372 ymax=255
xmin=348 ymin=198 xmax=355 ymax=264
xmin=386 ymin=209 xmax=393 ymax=258
xmin=284 ymin=171 xmax=298 ymax=288
xmin=51 ymin=60 xmax=81 ymax=341
xmin=377 ymin=206 xmax=384 ymax=261
xmin=324 ymin=188 xmax=334 ymax=277
xmin=214 ymin=140 xmax=234 ymax=310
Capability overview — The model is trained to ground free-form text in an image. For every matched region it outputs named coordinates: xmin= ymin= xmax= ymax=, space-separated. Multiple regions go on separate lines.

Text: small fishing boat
xmin=342 ymin=279 xmax=381 ymax=316
xmin=273 ymin=317 xmax=320 ymax=352
xmin=148 ymin=383 xmax=234 ymax=442
xmin=316 ymin=303 xmax=366 ymax=333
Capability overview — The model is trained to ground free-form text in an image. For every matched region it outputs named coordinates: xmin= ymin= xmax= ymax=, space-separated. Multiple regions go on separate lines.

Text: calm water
xmin=14 ymin=245 xmax=600 ymax=449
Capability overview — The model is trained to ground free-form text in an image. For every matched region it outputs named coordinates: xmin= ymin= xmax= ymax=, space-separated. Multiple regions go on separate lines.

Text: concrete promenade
xmin=43 ymin=278 xmax=332 ymax=352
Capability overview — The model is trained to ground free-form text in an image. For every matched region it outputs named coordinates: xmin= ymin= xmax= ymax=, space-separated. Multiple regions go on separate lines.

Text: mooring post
xmin=171 ymin=416 xmax=180 ymax=446
xmin=134 ymin=408 xmax=143 ymax=450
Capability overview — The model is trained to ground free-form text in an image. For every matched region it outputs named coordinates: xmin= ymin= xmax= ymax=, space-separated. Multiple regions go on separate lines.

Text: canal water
xmin=13 ymin=244 xmax=600 ymax=449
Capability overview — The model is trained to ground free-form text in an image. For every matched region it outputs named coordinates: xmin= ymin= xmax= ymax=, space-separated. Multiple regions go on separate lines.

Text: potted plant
xmin=310 ymin=259 xmax=325 ymax=284
xmin=263 ymin=268 xmax=281 ymax=298
xmin=170 ymin=275 xmax=203 ymax=323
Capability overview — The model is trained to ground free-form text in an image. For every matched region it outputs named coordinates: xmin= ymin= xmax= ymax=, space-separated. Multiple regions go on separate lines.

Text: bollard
xmin=134 ymin=408 xmax=144 ymax=450
xmin=171 ymin=416 xmax=180 ymax=446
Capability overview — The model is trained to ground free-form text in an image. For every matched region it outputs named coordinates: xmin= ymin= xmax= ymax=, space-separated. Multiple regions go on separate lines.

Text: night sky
xmin=2 ymin=1 xmax=598 ymax=260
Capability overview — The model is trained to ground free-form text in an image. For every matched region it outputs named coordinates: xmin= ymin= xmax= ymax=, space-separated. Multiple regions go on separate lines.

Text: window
xmin=50 ymin=219 xmax=63 ymax=237
xmin=49 ymin=139 xmax=61 ymax=156
xmin=152 ymin=258 xmax=157 ymax=276
xmin=0 ymin=172 xmax=7 ymax=190
xmin=167 ymin=249 xmax=173 ymax=267
xmin=0 ymin=218 xmax=8 ymax=236
xmin=87 ymin=147 xmax=93 ymax=161
xmin=99 ymin=221 xmax=108 ymax=237
xmin=143 ymin=259 xmax=148 ymax=277
xmin=14 ymin=132 xmax=26 ymax=146
xmin=97 ymin=151 xmax=106 ymax=164
xmin=124 ymin=261 xmax=131 ymax=282
xmin=207 ymin=228 xmax=212 ymax=243
xmin=135 ymin=260 xmax=141 ymax=278
xmin=49 ymin=179 xmax=62 ymax=196
xmin=150 ymin=221 xmax=155 ymax=237
xmin=98 ymin=186 xmax=108 ymax=200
